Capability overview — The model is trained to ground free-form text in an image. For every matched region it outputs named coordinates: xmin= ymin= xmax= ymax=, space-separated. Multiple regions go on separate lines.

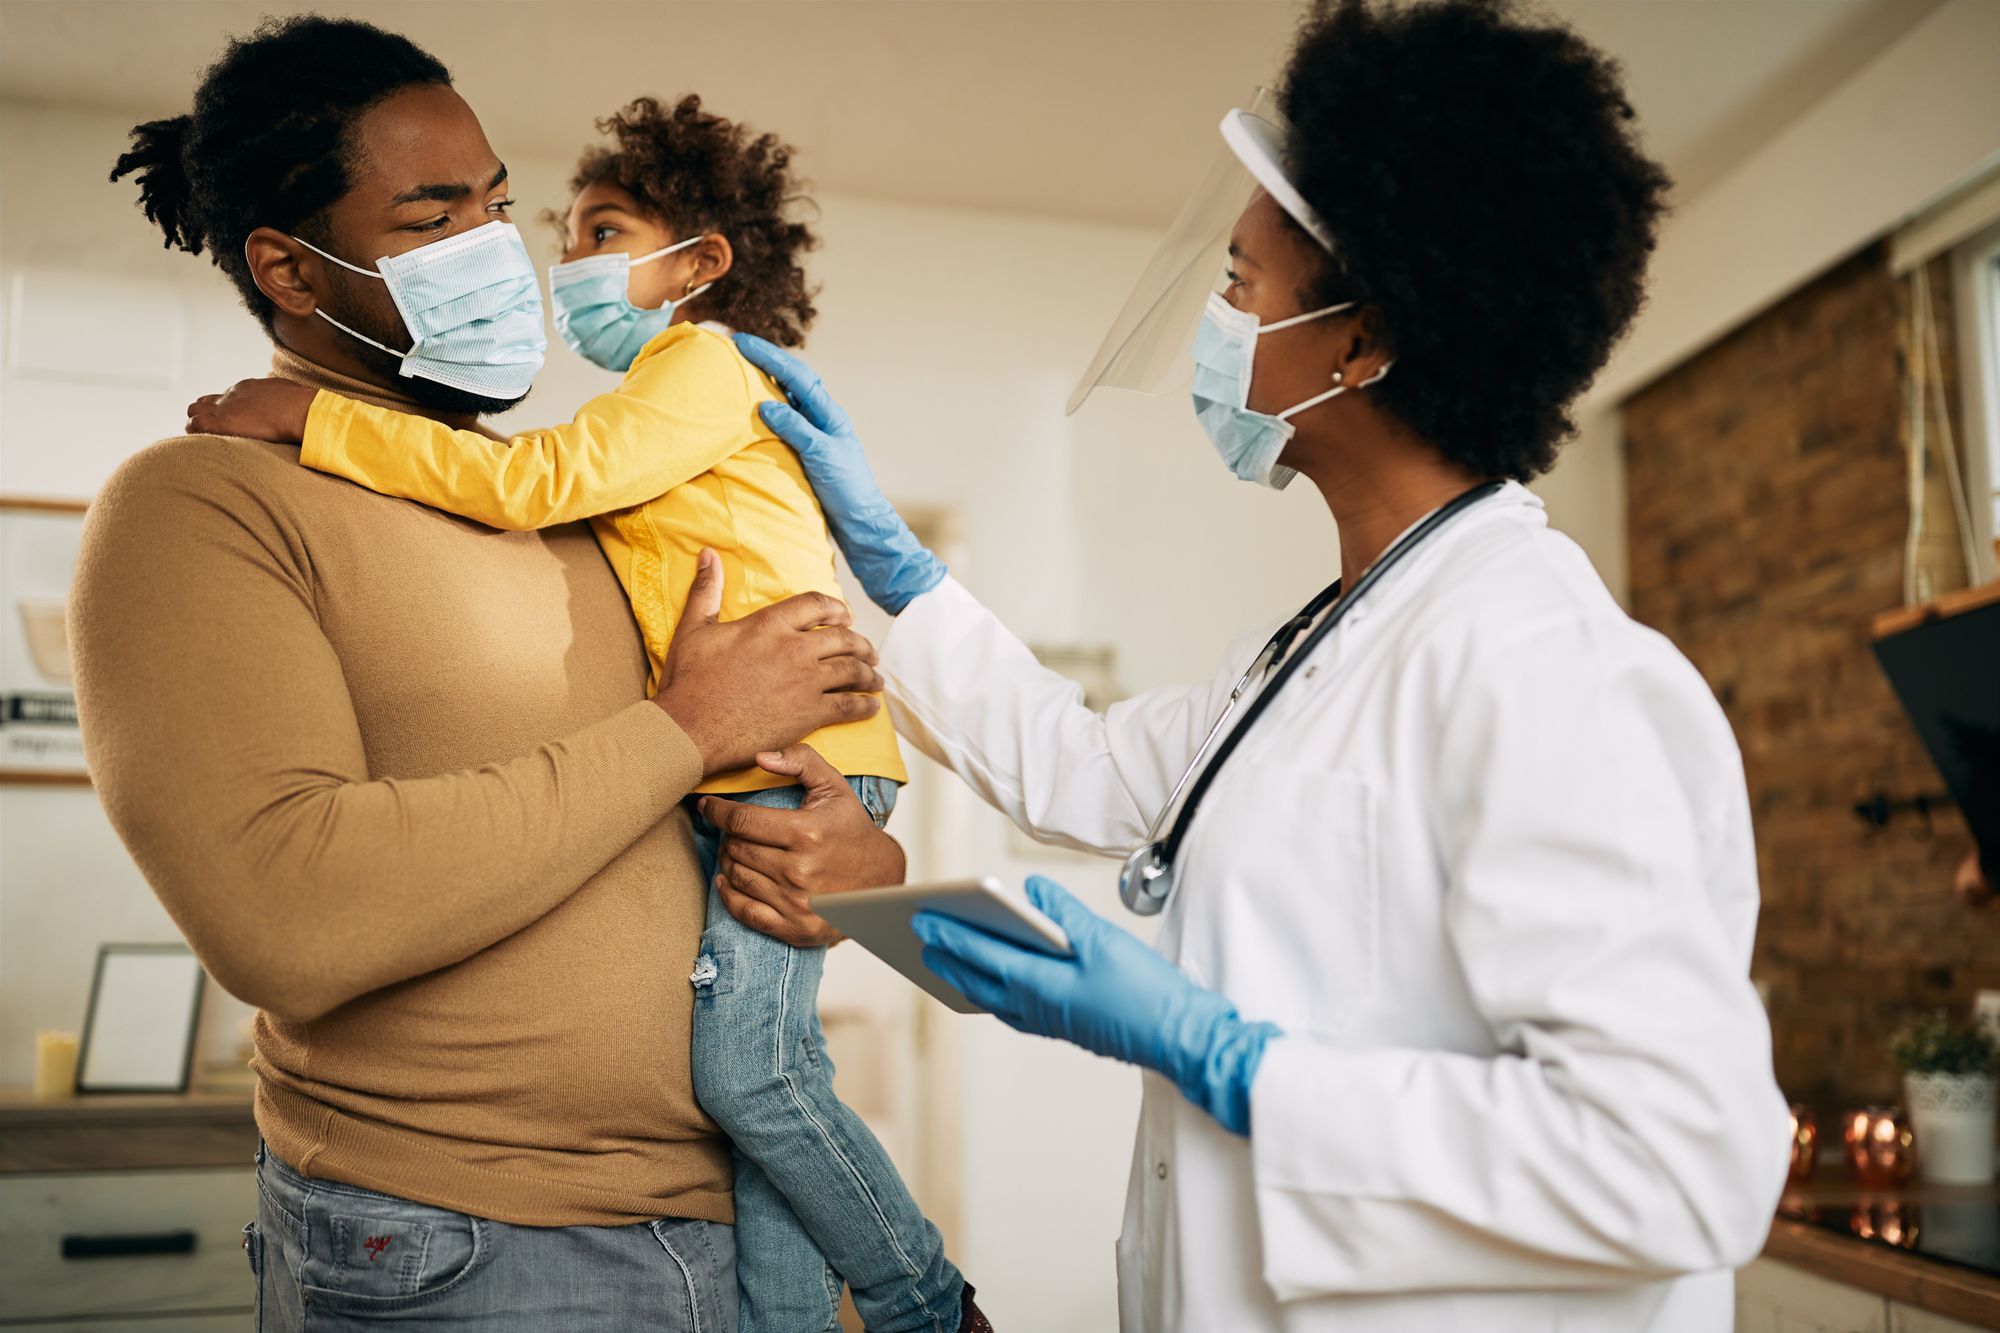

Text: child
xmin=189 ymin=94 xmax=985 ymax=1333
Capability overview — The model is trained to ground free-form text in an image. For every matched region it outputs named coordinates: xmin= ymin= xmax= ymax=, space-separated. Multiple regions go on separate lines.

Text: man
xmin=73 ymin=16 xmax=902 ymax=1328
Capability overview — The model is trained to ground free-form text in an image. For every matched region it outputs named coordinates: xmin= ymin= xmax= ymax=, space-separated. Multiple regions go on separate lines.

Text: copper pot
xmin=1850 ymin=1198 xmax=1921 ymax=1248
xmin=1843 ymin=1106 xmax=1917 ymax=1187
xmin=1787 ymin=1103 xmax=1819 ymax=1183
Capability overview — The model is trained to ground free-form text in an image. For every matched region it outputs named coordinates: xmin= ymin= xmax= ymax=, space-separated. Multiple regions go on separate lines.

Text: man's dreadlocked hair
xmin=110 ymin=15 xmax=453 ymax=334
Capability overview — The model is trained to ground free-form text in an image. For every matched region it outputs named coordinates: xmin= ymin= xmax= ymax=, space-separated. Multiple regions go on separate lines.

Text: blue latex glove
xmin=912 ymin=876 xmax=1281 ymax=1135
xmin=734 ymin=333 xmax=947 ymax=615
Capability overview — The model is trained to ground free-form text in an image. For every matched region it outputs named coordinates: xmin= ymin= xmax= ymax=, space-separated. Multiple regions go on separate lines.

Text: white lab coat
xmin=880 ymin=483 xmax=1790 ymax=1332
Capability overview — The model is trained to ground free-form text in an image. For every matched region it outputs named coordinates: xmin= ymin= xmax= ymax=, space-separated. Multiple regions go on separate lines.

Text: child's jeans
xmin=688 ymin=777 xmax=963 ymax=1333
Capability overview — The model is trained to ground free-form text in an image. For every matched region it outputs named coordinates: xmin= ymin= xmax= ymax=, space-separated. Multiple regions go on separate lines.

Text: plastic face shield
xmin=1067 ymin=94 xmax=1335 ymax=416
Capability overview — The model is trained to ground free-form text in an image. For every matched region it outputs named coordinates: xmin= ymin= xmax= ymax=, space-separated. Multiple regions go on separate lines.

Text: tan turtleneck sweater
xmin=68 ymin=350 xmax=732 ymax=1227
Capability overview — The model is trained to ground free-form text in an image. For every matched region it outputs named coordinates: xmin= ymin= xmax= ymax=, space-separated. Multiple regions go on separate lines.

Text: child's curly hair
xmin=568 ymin=94 xmax=818 ymax=347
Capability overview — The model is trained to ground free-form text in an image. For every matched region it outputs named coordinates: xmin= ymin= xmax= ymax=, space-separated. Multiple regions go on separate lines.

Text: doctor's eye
xmin=407 ymin=214 xmax=451 ymax=233
xmin=489 ymin=197 xmax=516 ymax=217
xmin=592 ymin=224 xmax=620 ymax=245
xmin=1223 ymin=268 xmax=1243 ymax=288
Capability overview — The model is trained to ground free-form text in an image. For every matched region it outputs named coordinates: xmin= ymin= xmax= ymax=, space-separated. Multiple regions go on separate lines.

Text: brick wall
xmin=1624 ymin=242 xmax=2000 ymax=1113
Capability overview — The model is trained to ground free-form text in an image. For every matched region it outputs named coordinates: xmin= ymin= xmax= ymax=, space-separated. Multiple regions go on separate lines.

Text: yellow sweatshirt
xmin=300 ymin=323 xmax=905 ymax=793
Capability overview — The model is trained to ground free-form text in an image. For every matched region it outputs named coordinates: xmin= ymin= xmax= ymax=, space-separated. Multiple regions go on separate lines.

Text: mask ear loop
xmin=288 ymin=234 xmax=416 ymax=357
xmin=1275 ymin=359 xmax=1393 ymax=423
xmin=627 ymin=234 xmax=705 ymax=269
xmin=1256 ymin=299 xmax=1354 ymax=335
xmin=626 ymin=234 xmax=718 ymax=312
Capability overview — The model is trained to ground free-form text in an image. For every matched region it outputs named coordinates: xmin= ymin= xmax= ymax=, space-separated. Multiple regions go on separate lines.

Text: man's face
xmin=309 ymin=84 xmax=523 ymax=415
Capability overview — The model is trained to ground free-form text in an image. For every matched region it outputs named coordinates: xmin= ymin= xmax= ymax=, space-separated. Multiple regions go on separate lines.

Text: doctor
xmin=717 ymin=0 xmax=1790 ymax=1327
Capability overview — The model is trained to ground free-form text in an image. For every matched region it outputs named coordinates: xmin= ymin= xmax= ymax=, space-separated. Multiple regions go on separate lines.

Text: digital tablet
xmin=816 ymin=877 xmax=1074 ymax=1014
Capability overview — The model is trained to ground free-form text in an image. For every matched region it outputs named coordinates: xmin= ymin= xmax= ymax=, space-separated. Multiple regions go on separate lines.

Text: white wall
xmin=1587 ymin=0 xmax=2000 ymax=411
xmin=0 ymin=95 xmax=1629 ymax=1330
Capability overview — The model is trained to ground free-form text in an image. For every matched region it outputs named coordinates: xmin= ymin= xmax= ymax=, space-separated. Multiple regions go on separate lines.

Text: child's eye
xmin=1223 ymin=268 xmax=1242 ymax=287
xmin=409 ymin=215 xmax=450 ymax=233
xmin=592 ymin=224 xmax=619 ymax=245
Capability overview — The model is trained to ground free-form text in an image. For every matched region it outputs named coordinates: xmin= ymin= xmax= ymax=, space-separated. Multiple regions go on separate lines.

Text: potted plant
xmin=1891 ymin=1011 xmax=1998 ymax=1184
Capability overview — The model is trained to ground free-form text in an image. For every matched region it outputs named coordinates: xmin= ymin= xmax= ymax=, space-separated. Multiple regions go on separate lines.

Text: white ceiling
xmin=0 ymin=0 xmax=1946 ymax=227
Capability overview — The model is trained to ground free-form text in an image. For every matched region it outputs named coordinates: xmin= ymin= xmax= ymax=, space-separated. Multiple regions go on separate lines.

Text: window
xmin=1955 ymin=220 xmax=2000 ymax=581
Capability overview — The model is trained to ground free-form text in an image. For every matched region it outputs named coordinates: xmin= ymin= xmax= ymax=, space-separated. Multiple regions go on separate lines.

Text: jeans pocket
xmin=691 ymin=941 xmax=739 ymax=1000
xmin=650 ymin=1218 xmax=736 ymax=1333
xmin=242 ymin=1222 xmax=263 ymax=1330
xmin=297 ymin=1182 xmax=486 ymax=1313
xmin=853 ymin=775 xmax=899 ymax=829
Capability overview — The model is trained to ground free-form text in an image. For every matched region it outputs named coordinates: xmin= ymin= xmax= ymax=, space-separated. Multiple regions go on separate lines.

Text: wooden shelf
xmin=1762 ymin=1158 xmax=2000 ymax=1327
xmin=1873 ymin=577 xmax=2000 ymax=639
xmin=1764 ymin=1219 xmax=2000 ymax=1327
xmin=0 ymin=1088 xmax=255 ymax=1174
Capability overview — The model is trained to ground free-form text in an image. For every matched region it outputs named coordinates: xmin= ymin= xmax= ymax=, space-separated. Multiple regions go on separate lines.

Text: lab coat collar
xmin=1339 ymin=480 xmax=1543 ymax=625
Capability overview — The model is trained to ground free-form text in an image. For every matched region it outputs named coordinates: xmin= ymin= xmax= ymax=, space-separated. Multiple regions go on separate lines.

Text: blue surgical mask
xmin=1190 ymin=290 xmax=1391 ymax=490
xmin=292 ymin=220 xmax=547 ymax=402
xmin=549 ymin=236 xmax=716 ymax=372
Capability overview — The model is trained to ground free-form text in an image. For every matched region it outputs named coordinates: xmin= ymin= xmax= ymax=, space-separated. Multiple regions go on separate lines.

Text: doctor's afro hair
xmin=1279 ymin=0 xmax=1670 ymax=481
xmin=568 ymin=94 xmax=819 ymax=348
xmin=110 ymin=15 xmax=452 ymax=332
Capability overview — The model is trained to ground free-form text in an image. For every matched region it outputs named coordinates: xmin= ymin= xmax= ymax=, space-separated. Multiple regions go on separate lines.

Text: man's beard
xmin=322 ymin=269 xmax=534 ymax=418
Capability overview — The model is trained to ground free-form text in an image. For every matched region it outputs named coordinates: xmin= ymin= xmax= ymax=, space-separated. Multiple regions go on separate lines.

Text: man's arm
xmin=69 ymin=447 xmax=877 ymax=1023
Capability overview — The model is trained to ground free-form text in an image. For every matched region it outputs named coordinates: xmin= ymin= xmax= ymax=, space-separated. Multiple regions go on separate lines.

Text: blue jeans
xmin=689 ymin=778 xmax=963 ymax=1333
xmin=246 ymin=1143 xmax=737 ymax=1331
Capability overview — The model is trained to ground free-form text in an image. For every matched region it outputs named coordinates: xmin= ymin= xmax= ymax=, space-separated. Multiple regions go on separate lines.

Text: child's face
xmin=561 ymin=181 xmax=703 ymax=314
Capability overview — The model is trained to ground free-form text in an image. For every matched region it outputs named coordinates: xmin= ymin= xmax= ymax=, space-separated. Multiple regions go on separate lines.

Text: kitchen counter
xmin=0 ymin=1087 xmax=256 ymax=1173
xmin=1764 ymin=1158 xmax=2000 ymax=1328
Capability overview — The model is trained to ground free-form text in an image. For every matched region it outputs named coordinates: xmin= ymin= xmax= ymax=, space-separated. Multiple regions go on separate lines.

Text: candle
xmin=1787 ymin=1103 xmax=1818 ymax=1183
xmin=1843 ymin=1105 xmax=1917 ymax=1187
xmin=34 ymin=1030 xmax=79 ymax=1100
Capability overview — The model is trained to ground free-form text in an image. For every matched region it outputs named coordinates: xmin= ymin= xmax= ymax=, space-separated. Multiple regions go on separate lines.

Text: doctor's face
xmin=1223 ymin=191 xmax=1352 ymax=418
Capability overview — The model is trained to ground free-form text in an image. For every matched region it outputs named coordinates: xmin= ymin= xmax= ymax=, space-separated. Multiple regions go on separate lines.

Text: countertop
xmin=0 ymin=1087 xmax=256 ymax=1173
xmin=1765 ymin=1157 xmax=2000 ymax=1327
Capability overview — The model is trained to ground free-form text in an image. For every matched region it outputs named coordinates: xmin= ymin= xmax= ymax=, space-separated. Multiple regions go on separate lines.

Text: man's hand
xmin=186 ymin=378 xmax=317 ymax=442
xmin=654 ymin=551 xmax=883 ymax=776
xmin=698 ymin=745 xmax=907 ymax=948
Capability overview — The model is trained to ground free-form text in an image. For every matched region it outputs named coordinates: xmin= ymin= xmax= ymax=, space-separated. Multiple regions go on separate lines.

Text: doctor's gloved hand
xmin=733 ymin=333 xmax=947 ymax=615
xmin=913 ymin=876 xmax=1281 ymax=1135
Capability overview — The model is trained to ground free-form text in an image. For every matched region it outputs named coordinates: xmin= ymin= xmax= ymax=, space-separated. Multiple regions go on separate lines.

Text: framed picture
xmin=0 ymin=496 xmax=89 ymax=783
xmin=76 ymin=944 xmax=205 ymax=1095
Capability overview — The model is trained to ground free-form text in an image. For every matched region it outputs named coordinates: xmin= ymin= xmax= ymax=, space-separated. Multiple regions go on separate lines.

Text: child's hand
xmin=185 ymin=379 xmax=317 ymax=443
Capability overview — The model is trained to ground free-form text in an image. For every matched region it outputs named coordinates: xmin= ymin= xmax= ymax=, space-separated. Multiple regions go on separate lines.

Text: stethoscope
xmin=1118 ymin=480 xmax=1507 ymax=916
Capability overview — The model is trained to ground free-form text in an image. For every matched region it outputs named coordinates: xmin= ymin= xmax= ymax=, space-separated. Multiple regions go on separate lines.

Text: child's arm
xmin=205 ymin=332 xmax=760 ymax=531
xmin=186 ymin=379 xmax=316 ymax=442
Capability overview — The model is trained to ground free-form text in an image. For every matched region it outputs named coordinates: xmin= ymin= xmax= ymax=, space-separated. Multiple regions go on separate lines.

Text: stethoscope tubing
xmin=1119 ymin=480 xmax=1507 ymax=915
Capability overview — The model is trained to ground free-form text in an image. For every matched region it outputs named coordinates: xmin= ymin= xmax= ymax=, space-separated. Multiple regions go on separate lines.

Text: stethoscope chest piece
xmin=1120 ymin=841 xmax=1174 ymax=916
xmin=1113 ymin=479 xmax=1506 ymax=919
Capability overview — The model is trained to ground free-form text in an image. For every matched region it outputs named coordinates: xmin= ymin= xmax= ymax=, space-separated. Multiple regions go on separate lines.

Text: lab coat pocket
xmin=1181 ymin=765 xmax=1379 ymax=1037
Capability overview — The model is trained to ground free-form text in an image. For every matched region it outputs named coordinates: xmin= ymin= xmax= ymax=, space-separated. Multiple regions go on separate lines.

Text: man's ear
xmin=244 ymin=226 xmax=323 ymax=320
xmin=688 ymin=234 xmax=734 ymax=289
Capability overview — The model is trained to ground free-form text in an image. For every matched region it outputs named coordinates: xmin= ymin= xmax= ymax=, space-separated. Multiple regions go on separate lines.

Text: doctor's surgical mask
xmin=293 ymin=220 xmax=547 ymax=401
xmin=549 ymin=236 xmax=719 ymax=372
xmin=1190 ymin=291 xmax=1393 ymax=490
